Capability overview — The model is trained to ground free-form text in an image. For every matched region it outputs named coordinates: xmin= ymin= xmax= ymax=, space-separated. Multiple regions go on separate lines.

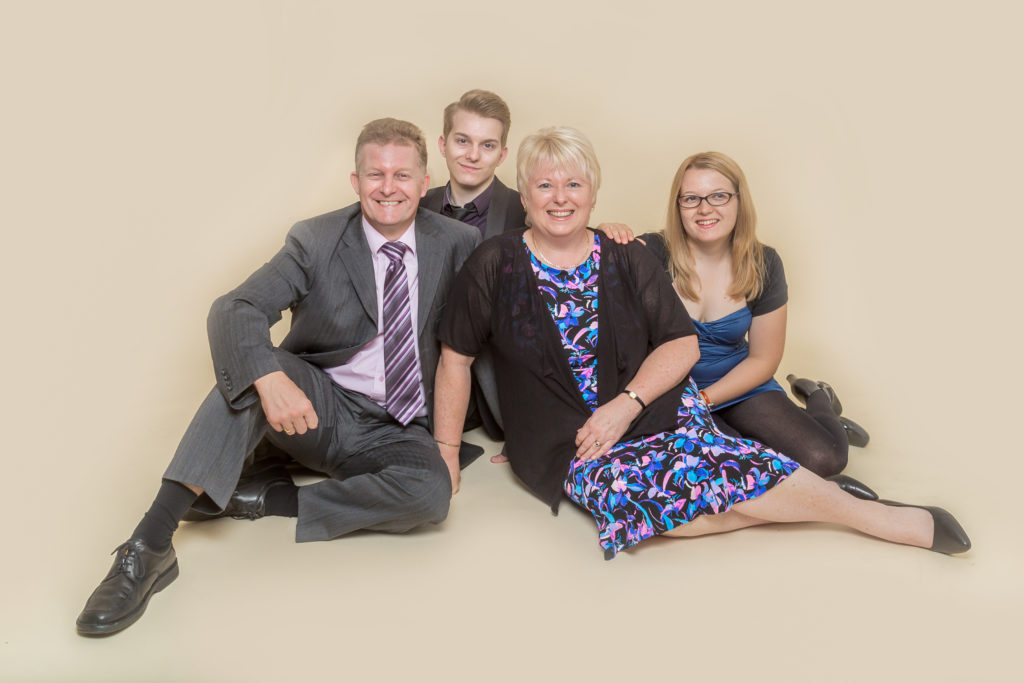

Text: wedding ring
xmin=285 ymin=428 xmax=295 ymax=435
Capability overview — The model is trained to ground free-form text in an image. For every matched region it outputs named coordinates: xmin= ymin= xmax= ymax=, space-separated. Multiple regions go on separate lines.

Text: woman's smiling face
xmin=521 ymin=162 xmax=595 ymax=241
xmin=678 ymin=167 xmax=739 ymax=247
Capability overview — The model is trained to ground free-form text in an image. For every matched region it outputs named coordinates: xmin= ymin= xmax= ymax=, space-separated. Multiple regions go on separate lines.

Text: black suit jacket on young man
xmin=420 ymin=177 xmax=525 ymax=442
xmin=420 ymin=177 xmax=526 ymax=240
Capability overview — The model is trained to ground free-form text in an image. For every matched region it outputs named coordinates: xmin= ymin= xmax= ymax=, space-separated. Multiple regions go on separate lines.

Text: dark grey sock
xmin=131 ymin=479 xmax=198 ymax=550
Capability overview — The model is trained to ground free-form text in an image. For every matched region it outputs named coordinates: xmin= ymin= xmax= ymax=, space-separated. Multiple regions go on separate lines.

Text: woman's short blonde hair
xmin=662 ymin=151 xmax=765 ymax=302
xmin=516 ymin=126 xmax=602 ymax=196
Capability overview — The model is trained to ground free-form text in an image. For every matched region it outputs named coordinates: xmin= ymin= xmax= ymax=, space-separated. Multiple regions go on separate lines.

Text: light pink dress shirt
xmin=323 ymin=219 xmax=427 ymax=417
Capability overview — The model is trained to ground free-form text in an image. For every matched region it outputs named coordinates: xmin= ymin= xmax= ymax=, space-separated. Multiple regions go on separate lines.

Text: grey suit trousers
xmin=164 ymin=349 xmax=451 ymax=542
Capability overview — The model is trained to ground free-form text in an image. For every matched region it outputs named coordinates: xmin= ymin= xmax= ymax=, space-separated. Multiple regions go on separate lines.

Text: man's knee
xmin=401 ymin=463 xmax=451 ymax=524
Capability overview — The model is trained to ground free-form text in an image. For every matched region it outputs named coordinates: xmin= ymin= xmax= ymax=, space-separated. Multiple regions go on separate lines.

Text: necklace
xmin=528 ymin=231 xmax=592 ymax=270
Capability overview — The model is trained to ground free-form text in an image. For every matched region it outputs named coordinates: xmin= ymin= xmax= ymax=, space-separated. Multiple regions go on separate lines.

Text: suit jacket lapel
xmin=415 ymin=212 xmax=443 ymax=335
xmin=483 ymin=179 xmax=504 ymax=240
xmin=421 ymin=186 xmax=444 ymax=213
xmin=486 ymin=178 xmax=520 ymax=240
xmin=338 ymin=211 xmax=378 ymax=326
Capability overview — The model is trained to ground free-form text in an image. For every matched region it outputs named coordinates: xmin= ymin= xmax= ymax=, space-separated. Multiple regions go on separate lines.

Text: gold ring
xmin=285 ymin=428 xmax=295 ymax=435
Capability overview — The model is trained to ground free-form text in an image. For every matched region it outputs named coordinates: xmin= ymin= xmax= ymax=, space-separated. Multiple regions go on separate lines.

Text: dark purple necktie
xmin=380 ymin=241 xmax=424 ymax=425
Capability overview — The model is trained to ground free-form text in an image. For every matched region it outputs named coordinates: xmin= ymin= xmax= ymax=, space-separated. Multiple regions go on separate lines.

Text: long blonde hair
xmin=662 ymin=151 xmax=765 ymax=302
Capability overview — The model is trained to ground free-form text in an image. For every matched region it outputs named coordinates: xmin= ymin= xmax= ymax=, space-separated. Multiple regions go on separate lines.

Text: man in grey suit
xmin=76 ymin=118 xmax=481 ymax=637
xmin=421 ymin=90 xmax=526 ymax=442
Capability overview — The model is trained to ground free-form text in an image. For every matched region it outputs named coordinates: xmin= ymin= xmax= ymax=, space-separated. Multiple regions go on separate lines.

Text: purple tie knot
xmin=380 ymin=241 xmax=408 ymax=265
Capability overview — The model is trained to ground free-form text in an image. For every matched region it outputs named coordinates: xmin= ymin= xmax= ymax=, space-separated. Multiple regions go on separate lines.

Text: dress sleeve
xmin=624 ymin=239 xmax=696 ymax=344
xmin=637 ymin=231 xmax=670 ymax=271
xmin=749 ymin=245 xmax=788 ymax=317
xmin=438 ymin=239 xmax=500 ymax=357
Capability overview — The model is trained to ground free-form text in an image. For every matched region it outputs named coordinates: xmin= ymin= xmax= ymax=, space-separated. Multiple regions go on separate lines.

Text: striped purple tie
xmin=380 ymin=241 xmax=424 ymax=425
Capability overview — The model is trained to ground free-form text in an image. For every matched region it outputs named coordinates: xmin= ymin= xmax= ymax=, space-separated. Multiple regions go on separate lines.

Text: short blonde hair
xmin=662 ymin=151 xmax=765 ymax=301
xmin=355 ymin=118 xmax=428 ymax=170
xmin=443 ymin=89 xmax=512 ymax=147
xmin=516 ymin=126 xmax=602 ymax=197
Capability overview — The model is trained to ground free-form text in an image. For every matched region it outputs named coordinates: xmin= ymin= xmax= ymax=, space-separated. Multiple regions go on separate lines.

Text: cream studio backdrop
xmin=1 ymin=1 xmax=1021 ymax=682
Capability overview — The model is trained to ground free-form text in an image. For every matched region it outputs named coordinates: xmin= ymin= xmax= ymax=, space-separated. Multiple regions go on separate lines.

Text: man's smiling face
xmin=351 ymin=142 xmax=430 ymax=239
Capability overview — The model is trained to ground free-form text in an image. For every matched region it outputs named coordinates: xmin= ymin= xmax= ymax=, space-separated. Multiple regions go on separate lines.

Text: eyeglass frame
xmin=676 ymin=192 xmax=738 ymax=209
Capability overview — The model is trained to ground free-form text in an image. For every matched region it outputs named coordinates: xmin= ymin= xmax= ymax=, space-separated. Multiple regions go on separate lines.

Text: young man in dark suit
xmin=420 ymin=89 xmax=526 ymax=240
xmin=76 ymin=118 xmax=480 ymax=637
xmin=421 ymin=90 xmax=525 ymax=442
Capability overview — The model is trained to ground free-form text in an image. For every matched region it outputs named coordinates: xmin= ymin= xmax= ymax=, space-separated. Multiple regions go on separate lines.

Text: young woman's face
xmin=678 ymin=168 xmax=739 ymax=246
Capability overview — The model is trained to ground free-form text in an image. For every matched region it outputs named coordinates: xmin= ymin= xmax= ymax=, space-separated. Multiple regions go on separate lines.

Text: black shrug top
xmin=439 ymin=229 xmax=697 ymax=511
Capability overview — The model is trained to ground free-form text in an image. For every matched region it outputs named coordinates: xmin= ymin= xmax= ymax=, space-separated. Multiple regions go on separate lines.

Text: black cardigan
xmin=440 ymin=229 xmax=696 ymax=511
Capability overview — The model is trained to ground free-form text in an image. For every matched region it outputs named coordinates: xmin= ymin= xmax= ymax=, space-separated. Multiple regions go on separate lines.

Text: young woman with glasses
xmin=635 ymin=151 xmax=869 ymax=483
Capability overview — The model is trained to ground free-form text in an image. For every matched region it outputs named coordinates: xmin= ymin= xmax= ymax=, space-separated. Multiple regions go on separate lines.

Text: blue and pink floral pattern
xmin=528 ymin=235 xmax=799 ymax=558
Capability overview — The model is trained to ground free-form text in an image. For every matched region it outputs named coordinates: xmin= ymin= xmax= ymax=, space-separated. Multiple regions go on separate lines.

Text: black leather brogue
xmin=182 ymin=461 xmax=293 ymax=522
xmin=76 ymin=538 xmax=179 ymax=636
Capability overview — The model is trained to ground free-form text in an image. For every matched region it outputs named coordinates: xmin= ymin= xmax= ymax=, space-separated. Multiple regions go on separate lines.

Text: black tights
xmin=711 ymin=390 xmax=848 ymax=477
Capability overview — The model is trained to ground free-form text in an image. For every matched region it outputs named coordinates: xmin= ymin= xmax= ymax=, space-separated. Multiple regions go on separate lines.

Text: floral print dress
xmin=527 ymin=234 xmax=800 ymax=559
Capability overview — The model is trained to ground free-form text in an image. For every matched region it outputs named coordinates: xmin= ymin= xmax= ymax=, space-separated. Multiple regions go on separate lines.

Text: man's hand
xmin=254 ymin=370 xmax=319 ymax=435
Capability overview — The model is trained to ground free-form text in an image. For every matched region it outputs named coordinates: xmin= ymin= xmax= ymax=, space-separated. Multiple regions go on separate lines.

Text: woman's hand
xmin=436 ymin=442 xmax=461 ymax=495
xmin=594 ymin=222 xmax=635 ymax=244
xmin=574 ymin=394 xmax=642 ymax=460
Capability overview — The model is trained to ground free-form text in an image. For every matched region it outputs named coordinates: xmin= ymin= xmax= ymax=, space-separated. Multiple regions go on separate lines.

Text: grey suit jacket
xmin=206 ymin=202 xmax=481 ymax=420
xmin=421 ymin=177 xmax=526 ymax=240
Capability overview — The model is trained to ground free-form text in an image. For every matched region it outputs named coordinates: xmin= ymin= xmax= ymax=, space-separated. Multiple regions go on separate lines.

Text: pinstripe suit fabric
xmin=163 ymin=203 xmax=480 ymax=542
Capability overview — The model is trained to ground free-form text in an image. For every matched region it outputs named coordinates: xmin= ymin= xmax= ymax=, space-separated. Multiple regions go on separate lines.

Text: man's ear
xmin=497 ymin=146 xmax=509 ymax=166
xmin=437 ymin=135 xmax=447 ymax=159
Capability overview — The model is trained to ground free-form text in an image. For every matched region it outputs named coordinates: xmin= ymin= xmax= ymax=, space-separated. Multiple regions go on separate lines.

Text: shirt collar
xmin=443 ymin=177 xmax=496 ymax=215
xmin=361 ymin=217 xmax=417 ymax=256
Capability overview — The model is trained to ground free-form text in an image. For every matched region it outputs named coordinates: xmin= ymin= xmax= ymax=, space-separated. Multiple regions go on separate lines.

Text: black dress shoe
xmin=786 ymin=374 xmax=843 ymax=415
xmin=76 ymin=538 xmax=179 ymax=636
xmin=840 ymin=416 xmax=870 ymax=448
xmin=825 ymin=474 xmax=879 ymax=500
xmin=878 ymin=500 xmax=972 ymax=555
xmin=182 ymin=462 xmax=293 ymax=522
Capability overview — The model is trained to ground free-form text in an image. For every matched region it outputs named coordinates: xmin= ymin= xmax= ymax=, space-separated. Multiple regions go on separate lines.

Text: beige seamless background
xmin=2 ymin=1 xmax=1022 ymax=681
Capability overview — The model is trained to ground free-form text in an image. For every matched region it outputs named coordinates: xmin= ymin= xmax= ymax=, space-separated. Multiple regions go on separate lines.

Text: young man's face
xmin=350 ymin=142 xmax=429 ymax=239
xmin=438 ymin=110 xmax=509 ymax=195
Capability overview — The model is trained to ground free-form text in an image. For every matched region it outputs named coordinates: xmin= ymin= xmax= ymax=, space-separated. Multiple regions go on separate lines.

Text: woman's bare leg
xmin=663 ymin=509 xmax=771 ymax=538
xmin=662 ymin=470 xmax=934 ymax=548
xmin=730 ymin=468 xmax=934 ymax=547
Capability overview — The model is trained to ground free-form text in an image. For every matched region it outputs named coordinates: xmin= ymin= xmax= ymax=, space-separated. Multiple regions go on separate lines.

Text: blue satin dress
xmin=690 ymin=307 xmax=784 ymax=410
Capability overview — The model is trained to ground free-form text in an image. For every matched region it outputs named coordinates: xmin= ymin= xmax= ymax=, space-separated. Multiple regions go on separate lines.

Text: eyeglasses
xmin=677 ymin=192 xmax=737 ymax=209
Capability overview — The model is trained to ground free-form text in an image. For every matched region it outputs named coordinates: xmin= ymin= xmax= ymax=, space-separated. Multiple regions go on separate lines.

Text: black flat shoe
xmin=182 ymin=462 xmax=293 ymax=522
xmin=825 ymin=474 xmax=878 ymax=500
xmin=76 ymin=538 xmax=179 ymax=636
xmin=878 ymin=500 xmax=972 ymax=555
xmin=840 ymin=416 xmax=870 ymax=448
xmin=786 ymin=374 xmax=843 ymax=415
